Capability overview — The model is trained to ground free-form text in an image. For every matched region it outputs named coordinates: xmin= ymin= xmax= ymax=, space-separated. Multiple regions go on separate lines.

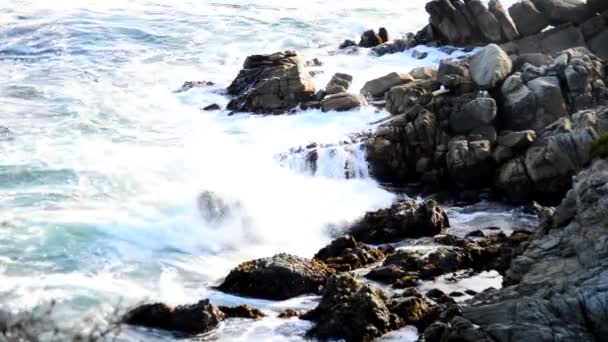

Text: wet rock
xmin=197 ymin=191 xmax=236 ymax=224
xmin=470 ymin=125 xmax=497 ymax=145
xmin=410 ymin=67 xmax=438 ymax=80
xmin=325 ymin=73 xmax=353 ymax=95
xmin=509 ymin=0 xmax=550 ymax=36
xmin=305 ymin=58 xmax=323 ymax=67
xmin=203 ymin=103 xmax=221 ymax=111
xmin=531 ymin=0 xmax=593 ymax=25
xmin=437 ymin=59 xmax=471 ymax=89
xmin=226 ymin=51 xmax=315 ymax=114
xmin=361 ymin=72 xmax=414 ymax=99
xmin=385 ymin=80 xmax=439 ymax=115
xmin=497 ymin=130 xmax=537 ymax=149
xmin=450 ymin=97 xmax=497 ymax=134
xmin=122 ymin=300 xmax=224 ymax=335
xmin=218 ymin=305 xmax=265 ymax=319
xmin=466 ymin=0 xmax=502 ymax=43
xmin=321 ymin=92 xmax=363 ymax=112
xmin=277 ymin=309 xmax=302 ymax=319
xmin=314 ymin=235 xmax=386 ymax=272
xmin=177 ymin=81 xmax=215 ymax=92
xmin=365 ymin=264 xmax=409 ymax=283
xmin=378 ymin=27 xmax=389 ymax=43
xmin=303 ymin=274 xmax=393 ymax=342
xmin=470 ymin=44 xmax=512 ymax=89
xmin=359 ymin=29 xmax=383 ymax=48
xmin=387 ymin=291 xmax=441 ymax=330
xmin=339 ymin=39 xmax=357 ymax=49
xmin=348 ymin=200 xmax=449 ymax=244
xmin=217 ymin=253 xmax=332 ymax=300
xmin=489 ymin=0 xmax=520 ymax=41
xmin=372 ymin=38 xmax=414 ymax=56
xmin=412 ymin=49 xmax=429 ymax=60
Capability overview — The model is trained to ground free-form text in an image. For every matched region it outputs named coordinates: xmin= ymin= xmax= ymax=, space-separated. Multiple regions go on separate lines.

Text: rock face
xmin=226 ymin=51 xmax=315 ymax=114
xmin=469 ymin=44 xmax=513 ymax=89
xmin=122 ymin=300 xmax=225 ymax=334
xmin=434 ymin=159 xmax=608 ymax=341
xmin=348 ymin=200 xmax=449 ymax=244
xmin=217 ymin=253 xmax=332 ymax=300
xmin=361 ymin=72 xmax=414 ymax=99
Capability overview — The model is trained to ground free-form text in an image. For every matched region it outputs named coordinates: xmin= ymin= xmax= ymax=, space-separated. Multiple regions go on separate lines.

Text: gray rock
xmin=385 ymin=80 xmax=439 ymax=115
xmin=359 ymin=29 xmax=382 ymax=48
xmin=539 ymin=25 xmax=587 ymax=54
xmin=410 ymin=67 xmax=438 ymax=80
xmin=227 ymin=51 xmax=315 ymax=113
xmin=498 ymin=130 xmax=537 ymax=149
xmin=466 ymin=0 xmax=502 ymax=43
xmin=321 ymin=92 xmax=362 ymax=112
xmin=426 ymin=0 xmax=474 ymax=45
xmin=587 ymin=28 xmax=608 ymax=60
xmin=450 ymin=97 xmax=497 ymax=134
xmin=509 ymin=0 xmax=550 ymax=36
xmin=531 ymin=0 xmax=593 ymax=25
xmin=447 ymin=138 xmax=494 ymax=187
xmin=361 ymin=72 xmax=414 ymax=99
xmin=496 ymin=157 xmax=533 ymax=201
xmin=587 ymin=0 xmax=608 ymax=13
xmin=325 ymin=73 xmax=353 ymax=95
xmin=372 ymin=38 xmax=414 ymax=56
xmin=437 ymin=59 xmax=470 ymax=89
xmin=501 ymin=73 xmax=538 ymax=131
xmin=470 ymin=44 xmax=513 ymax=89
xmin=528 ymin=76 xmax=568 ymax=130
xmin=489 ymin=0 xmax=520 ymax=41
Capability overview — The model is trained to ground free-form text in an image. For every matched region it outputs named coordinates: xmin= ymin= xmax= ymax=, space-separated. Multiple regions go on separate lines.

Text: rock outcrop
xmin=348 ymin=200 xmax=450 ymax=244
xmin=313 ymin=235 xmax=387 ymax=272
xmin=226 ymin=51 xmax=315 ymax=114
xmin=217 ymin=253 xmax=332 ymax=300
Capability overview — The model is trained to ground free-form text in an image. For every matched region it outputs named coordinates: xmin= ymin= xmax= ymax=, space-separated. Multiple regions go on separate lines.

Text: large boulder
xmin=527 ymin=76 xmax=568 ymax=129
xmin=470 ymin=44 xmax=513 ymax=89
xmin=500 ymin=73 xmax=538 ymax=131
xmin=348 ymin=200 xmax=449 ymax=244
xmin=446 ymin=138 xmax=494 ymax=188
xmin=450 ymin=97 xmax=497 ymax=134
xmin=426 ymin=0 xmax=474 ymax=45
xmin=466 ymin=0 xmax=502 ymax=43
xmin=122 ymin=300 xmax=225 ymax=335
xmin=361 ymin=72 xmax=414 ymax=99
xmin=489 ymin=0 xmax=520 ymax=41
xmin=217 ymin=253 xmax=332 ymax=300
xmin=509 ymin=0 xmax=550 ymax=36
xmin=530 ymin=0 xmax=593 ymax=25
xmin=321 ymin=92 xmax=363 ymax=112
xmin=226 ymin=51 xmax=315 ymax=113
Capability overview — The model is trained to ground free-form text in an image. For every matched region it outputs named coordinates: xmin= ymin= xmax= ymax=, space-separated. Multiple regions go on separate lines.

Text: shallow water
xmin=1 ymin=0 xmax=525 ymax=340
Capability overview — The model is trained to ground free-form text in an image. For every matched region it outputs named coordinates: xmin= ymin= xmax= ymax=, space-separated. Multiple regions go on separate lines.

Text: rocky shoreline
xmin=124 ymin=1 xmax=608 ymax=341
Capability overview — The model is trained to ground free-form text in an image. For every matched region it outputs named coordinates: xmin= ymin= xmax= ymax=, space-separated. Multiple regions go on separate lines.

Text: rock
xmin=366 ymin=264 xmax=409 ymax=284
xmin=385 ymin=80 xmax=439 ymax=115
xmin=446 ymin=139 xmax=494 ymax=188
xmin=177 ymin=81 xmax=215 ymax=92
xmin=122 ymin=300 xmax=225 ymax=334
xmin=426 ymin=0 xmax=474 ymax=45
xmin=500 ymin=73 xmax=538 ymax=131
xmin=411 ymin=49 xmax=429 ymax=60
xmin=387 ymin=291 xmax=441 ymax=330
xmin=197 ymin=191 xmax=238 ymax=224
xmin=470 ymin=44 xmax=513 ymax=89
xmin=466 ymin=0 xmax=502 ymax=43
xmin=489 ymin=0 xmax=520 ymax=41
xmin=348 ymin=200 xmax=449 ymax=244
xmin=560 ymin=48 xmax=608 ymax=112
xmin=339 ymin=39 xmax=357 ymax=49
xmin=378 ymin=28 xmax=389 ymax=43
xmin=470 ymin=125 xmax=497 ymax=144
xmin=226 ymin=51 xmax=315 ymax=114
xmin=359 ymin=29 xmax=383 ymax=48
xmin=437 ymin=59 xmax=470 ymax=89
xmin=587 ymin=28 xmax=608 ymax=60
xmin=361 ymin=72 xmax=414 ymax=99
xmin=496 ymin=157 xmax=533 ymax=201
xmin=539 ymin=25 xmax=587 ymax=54
xmin=203 ymin=103 xmax=220 ymax=111
xmin=509 ymin=0 xmax=550 ymax=36
xmin=303 ymin=274 xmax=393 ymax=341
xmin=493 ymin=145 xmax=514 ymax=164
xmin=219 ymin=305 xmax=266 ymax=319
xmin=531 ymin=0 xmax=593 ymax=25
xmin=372 ymin=38 xmax=412 ymax=56
xmin=588 ymin=0 xmax=608 ymax=13
xmin=217 ymin=253 xmax=332 ymax=300
xmin=305 ymin=58 xmax=323 ymax=67
xmin=325 ymin=73 xmax=353 ymax=95
xmin=278 ymin=309 xmax=302 ymax=319
xmin=314 ymin=235 xmax=386 ymax=272
xmin=528 ymin=76 xmax=568 ymax=129
xmin=450 ymin=97 xmax=497 ymax=134
xmin=410 ymin=67 xmax=438 ymax=80
xmin=497 ymin=130 xmax=537 ymax=149
xmin=321 ymin=92 xmax=363 ymax=112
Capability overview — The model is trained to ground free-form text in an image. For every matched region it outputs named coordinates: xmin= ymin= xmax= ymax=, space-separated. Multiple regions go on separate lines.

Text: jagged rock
xmin=450 ymin=97 xmax=497 ymax=134
xmin=325 ymin=73 xmax=353 ymax=95
xmin=437 ymin=59 xmax=471 ymax=89
xmin=122 ymin=300 xmax=225 ymax=334
xmin=361 ymin=72 xmax=414 ymax=99
xmin=359 ymin=29 xmax=383 ymax=48
xmin=470 ymin=44 xmax=513 ymax=89
xmin=314 ymin=235 xmax=386 ymax=272
xmin=426 ymin=0 xmax=474 ymax=45
xmin=365 ymin=264 xmax=412 ymax=284
xmin=217 ymin=253 xmax=332 ymax=300
xmin=410 ymin=67 xmax=438 ymax=80
xmin=496 ymin=157 xmax=532 ymax=201
xmin=226 ymin=51 xmax=315 ymax=113
xmin=509 ymin=0 xmax=550 ymax=36
xmin=497 ymin=130 xmax=537 ymax=149
xmin=467 ymin=0 xmax=502 ymax=43
xmin=219 ymin=305 xmax=266 ymax=319
xmin=560 ymin=48 xmax=607 ymax=110
xmin=321 ymin=92 xmax=363 ymax=112
xmin=348 ymin=200 xmax=449 ymax=244
xmin=303 ymin=274 xmax=393 ymax=342
xmin=489 ymin=0 xmax=520 ymax=41
xmin=385 ymin=80 xmax=439 ymax=115
xmin=531 ymin=0 xmax=593 ymax=25
xmin=446 ymin=139 xmax=493 ymax=187
xmin=387 ymin=290 xmax=441 ymax=330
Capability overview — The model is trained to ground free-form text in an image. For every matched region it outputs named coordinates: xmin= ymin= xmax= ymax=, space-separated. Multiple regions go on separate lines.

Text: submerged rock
xmin=348 ymin=200 xmax=449 ymax=244
xmin=226 ymin=51 xmax=315 ymax=114
xmin=218 ymin=305 xmax=266 ymax=319
xmin=217 ymin=253 xmax=332 ymax=300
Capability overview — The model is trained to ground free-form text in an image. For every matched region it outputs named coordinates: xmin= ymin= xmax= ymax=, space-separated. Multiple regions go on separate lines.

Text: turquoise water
xmin=0 ymin=1 xmax=525 ymax=340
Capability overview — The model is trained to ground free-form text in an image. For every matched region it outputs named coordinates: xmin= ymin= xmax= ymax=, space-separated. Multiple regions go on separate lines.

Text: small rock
xmin=325 ymin=73 xmax=353 ymax=95
xmin=321 ymin=92 xmax=363 ymax=112
xmin=449 ymin=291 xmax=465 ymax=297
xmin=410 ymin=67 xmax=438 ymax=80
xmin=314 ymin=235 xmax=385 ymax=272
xmin=278 ymin=309 xmax=302 ymax=319
xmin=412 ymin=49 xmax=429 ymax=60
xmin=305 ymin=58 xmax=323 ymax=67
xmin=339 ymin=39 xmax=357 ymax=49
xmin=203 ymin=103 xmax=221 ymax=111
xmin=359 ymin=29 xmax=383 ymax=48
xmin=378 ymin=27 xmax=389 ymax=43
xmin=465 ymin=289 xmax=478 ymax=296
xmin=465 ymin=230 xmax=486 ymax=238
xmin=219 ymin=305 xmax=266 ymax=319
xmin=177 ymin=81 xmax=215 ymax=92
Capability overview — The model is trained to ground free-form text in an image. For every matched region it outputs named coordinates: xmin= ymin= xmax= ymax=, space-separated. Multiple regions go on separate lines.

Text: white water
xmin=0 ymin=0 xmax=525 ymax=340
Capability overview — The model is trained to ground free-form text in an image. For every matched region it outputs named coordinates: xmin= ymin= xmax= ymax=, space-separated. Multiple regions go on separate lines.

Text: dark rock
xmin=217 ymin=253 xmax=332 ymax=300
xmin=470 ymin=44 xmax=513 ymax=89
xmin=588 ymin=0 xmax=608 ymax=13
xmin=450 ymin=97 xmax=497 ymax=134
xmin=122 ymin=300 xmax=224 ymax=335
xmin=587 ymin=27 xmax=608 ymax=59
xmin=387 ymin=290 xmax=441 ymax=330
xmin=321 ymin=92 xmax=362 ymax=112
xmin=509 ymin=0 xmax=549 ymax=36
xmin=531 ymin=0 xmax=593 ymax=25
xmin=361 ymin=72 xmax=414 ymax=99
xmin=539 ymin=25 xmax=587 ymax=54
xmin=437 ymin=59 xmax=471 ymax=89
xmin=449 ymin=291 xmax=465 ymax=297
xmin=314 ymin=235 xmax=386 ymax=272
xmin=325 ymin=73 xmax=353 ymax=95
xmin=226 ymin=51 xmax=315 ymax=114
xmin=305 ymin=58 xmax=323 ymax=67
xmin=219 ymin=305 xmax=265 ymax=319
xmin=384 ymin=80 xmax=439 ymax=115
xmin=412 ymin=49 xmax=429 ymax=60
xmin=426 ymin=0 xmax=474 ymax=45
xmin=426 ymin=289 xmax=454 ymax=304
xmin=497 ymin=130 xmax=537 ymax=149
xmin=277 ymin=309 xmax=302 ymax=319
xmin=446 ymin=139 xmax=493 ymax=188
xmin=348 ymin=200 xmax=449 ymax=244
xmin=469 ymin=125 xmax=497 ymax=144
xmin=466 ymin=0 xmax=502 ymax=43
xmin=366 ymin=264 xmax=408 ymax=283
xmin=359 ymin=29 xmax=383 ymax=48
xmin=465 ymin=289 xmax=478 ymax=296
xmin=378 ymin=27 xmax=389 ymax=43
xmin=339 ymin=39 xmax=357 ymax=49
xmin=372 ymin=38 xmax=415 ymax=56
xmin=410 ymin=67 xmax=438 ymax=80
xmin=177 ymin=81 xmax=215 ymax=92
xmin=489 ymin=0 xmax=520 ymax=41
xmin=203 ymin=103 xmax=221 ymax=111
xmin=500 ymin=73 xmax=538 ymax=131
xmin=465 ymin=230 xmax=485 ymax=238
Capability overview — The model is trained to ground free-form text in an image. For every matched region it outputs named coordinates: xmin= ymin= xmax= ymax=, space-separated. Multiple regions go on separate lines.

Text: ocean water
xmin=0 ymin=0 xmax=526 ymax=340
